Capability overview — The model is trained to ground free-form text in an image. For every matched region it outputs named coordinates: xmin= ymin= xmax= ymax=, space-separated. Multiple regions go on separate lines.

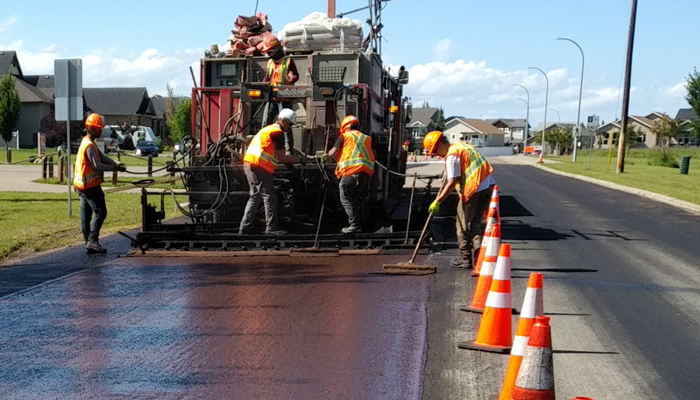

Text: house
xmin=531 ymin=122 xmax=595 ymax=150
xmin=594 ymin=112 xmax=666 ymax=149
xmin=443 ymin=118 xmax=505 ymax=147
xmin=150 ymin=94 xmax=187 ymax=140
xmin=404 ymin=107 xmax=439 ymax=149
xmin=83 ymin=87 xmax=156 ymax=128
xmin=0 ymin=51 xmax=53 ymax=148
xmin=675 ymin=108 xmax=698 ymax=146
xmin=488 ymin=119 xmax=529 ymax=146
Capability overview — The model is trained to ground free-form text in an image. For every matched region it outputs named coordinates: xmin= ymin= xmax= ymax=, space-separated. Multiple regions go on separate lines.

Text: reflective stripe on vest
xmin=243 ymin=124 xmax=281 ymax=174
xmin=336 ymin=130 xmax=375 ymax=178
xmin=267 ymin=57 xmax=291 ymax=86
xmin=73 ymin=137 xmax=103 ymax=191
xmin=446 ymin=141 xmax=492 ymax=202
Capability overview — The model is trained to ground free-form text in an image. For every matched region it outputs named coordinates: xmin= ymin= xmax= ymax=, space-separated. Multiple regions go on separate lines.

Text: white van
xmin=103 ymin=125 xmax=156 ymax=149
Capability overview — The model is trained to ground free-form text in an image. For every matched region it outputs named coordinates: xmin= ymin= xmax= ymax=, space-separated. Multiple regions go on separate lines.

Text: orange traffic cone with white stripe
xmin=473 ymin=185 xmax=500 ymax=277
xmin=537 ymin=153 xmax=543 ymax=164
xmin=458 ymin=243 xmax=513 ymax=354
xmin=512 ymin=315 xmax=554 ymax=400
xmin=498 ymin=273 xmax=544 ymax=400
xmin=462 ymin=223 xmax=501 ymax=313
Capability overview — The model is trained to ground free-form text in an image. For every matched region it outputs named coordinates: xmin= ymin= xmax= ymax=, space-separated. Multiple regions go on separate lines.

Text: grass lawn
xmin=0 ymin=191 xmax=181 ymax=263
xmin=1 ymin=147 xmax=173 ymax=167
xmin=545 ymin=148 xmax=700 ymax=205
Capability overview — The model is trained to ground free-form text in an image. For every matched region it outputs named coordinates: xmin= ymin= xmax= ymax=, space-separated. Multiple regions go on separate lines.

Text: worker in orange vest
xmin=239 ymin=108 xmax=304 ymax=236
xmin=325 ymin=115 xmax=375 ymax=234
xmin=73 ymin=113 xmax=127 ymax=254
xmin=423 ymin=131 xmax=496 ymax=268
xmin=262 ymin=35 xmax=299 ymax=87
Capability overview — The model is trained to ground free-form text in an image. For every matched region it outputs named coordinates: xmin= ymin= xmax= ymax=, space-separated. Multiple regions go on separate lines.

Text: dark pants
xmin=239 ymin=164 xmax=279 ymax=232
xmin=456 ymin=185 xmax=494 ymax=260
xmin=339 ymin=173 xmax=369 ymax=229
xmin=79 ymin=185 xmax=107 ymax=243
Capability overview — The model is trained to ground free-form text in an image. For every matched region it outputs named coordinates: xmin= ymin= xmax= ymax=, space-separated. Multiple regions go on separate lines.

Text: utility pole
xmin=616 ymin=0 xmax=638 ymax=173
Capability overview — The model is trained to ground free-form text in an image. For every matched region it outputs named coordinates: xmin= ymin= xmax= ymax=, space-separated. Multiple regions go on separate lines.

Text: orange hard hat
xmin=262 ymin=35 xmax=280 ymax=53
xmin=340 ymin=115 xmax=360 ymax=133
xmin=85 ymin=113 xmax=105 ymax=129
xmin=423 ymin=130 xmax=443 ymax=155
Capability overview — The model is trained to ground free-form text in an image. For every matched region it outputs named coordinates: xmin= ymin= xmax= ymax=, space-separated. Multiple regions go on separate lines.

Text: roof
xmin=150 ymin=95 xmax=187 ymax=119
xmin=492 ymin=118 xmax=528 ymax=129
xmin=629 ymin=115 xmax=654 ymax=128
xmin=408 ymin=107 xmax=439 ymax=126
xmin=452 ymin=118 xmax=504 ymax=135
xmin=0 ymin=50 xmax=22 ymax=76
xmin=14 ymin=78 xmax=52 ymax=103
xmin=676 ymin=108 xmax=697 ymax=121
xmin=84 ymin=87 xmax=155 ymax=116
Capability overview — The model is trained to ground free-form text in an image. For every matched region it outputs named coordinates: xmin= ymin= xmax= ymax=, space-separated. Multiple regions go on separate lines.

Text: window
xmin=451 ymin=134 xmax=456 ymax=140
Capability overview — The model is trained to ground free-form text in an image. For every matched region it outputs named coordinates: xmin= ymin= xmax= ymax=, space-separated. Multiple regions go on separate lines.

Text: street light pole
xmin=514 ymin=84 xmax=530 ymax=151
xmin=529 ymin=67 xmax=549 ymax=159
xmin=549 ymin=108 xmax=560 ymax=124
xmin=557 ymin=37 xmax=585 ymax=163
xmin=516 ymin=98 xmax=529 ymax=152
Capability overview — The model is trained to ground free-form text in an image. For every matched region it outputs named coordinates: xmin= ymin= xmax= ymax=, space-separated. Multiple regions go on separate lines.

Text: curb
xmin=536 ymin=164 xmax=700 ymax=216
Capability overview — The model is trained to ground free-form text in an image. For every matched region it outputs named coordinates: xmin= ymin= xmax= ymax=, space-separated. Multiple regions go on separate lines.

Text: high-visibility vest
xmin=243 ymin=123 xmax=282 ymax=174
xmin=267 ymin=57 xmax=292 ymax=86
xmin=445 ymin=141 xmax=493 ymax=202
xmin=73 ymin=136 xmax=104 ymax=191
xmin=336 ymin=130 xmax=375 ymax=179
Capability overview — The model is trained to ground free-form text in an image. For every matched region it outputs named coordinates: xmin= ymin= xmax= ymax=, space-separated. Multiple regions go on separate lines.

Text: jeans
xmin=239 ymin=164 xmax=279 ymax=232
xmin=79 ymin=185 xmax=107 ymax=243
xmin=455 ymin=185 xmax=494 ymax=260
xmin=339 ymin=173 xmax=369 ymax=228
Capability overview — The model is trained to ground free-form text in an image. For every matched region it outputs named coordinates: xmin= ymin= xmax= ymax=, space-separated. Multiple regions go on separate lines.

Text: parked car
xmin=136 ymin=141 xmax=159 ymax=157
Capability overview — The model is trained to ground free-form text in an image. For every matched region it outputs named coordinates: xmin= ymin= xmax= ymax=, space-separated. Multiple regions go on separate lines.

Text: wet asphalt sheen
xmin=1 ymin=163 xmax=700 ymax=399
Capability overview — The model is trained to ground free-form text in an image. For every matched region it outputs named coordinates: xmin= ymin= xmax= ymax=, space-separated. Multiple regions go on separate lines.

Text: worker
xmin=424 ymin=131 xmax=495 ymax=268
xmin=239 ymin=108 xmax=304 ymax=236
xmin=73 ymin=113 xmax=127 ymax=254
xmin=262 ymin=35 xmax=299 ymax=87
xmin=325 ymin=115 xmax=375 ymax=234
xmin=403 ymin=139 xmax=410 ymax=152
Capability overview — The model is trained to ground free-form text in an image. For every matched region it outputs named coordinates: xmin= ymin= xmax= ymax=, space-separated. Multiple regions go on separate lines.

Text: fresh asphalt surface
xmin=1 ymin=159 xmax=699 ymax=398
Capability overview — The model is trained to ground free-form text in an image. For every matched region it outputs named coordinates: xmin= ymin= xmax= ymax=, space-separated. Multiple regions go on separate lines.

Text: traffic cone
xmin=473 ymin=185 xmax=500 ymax=277
xmin=512 ymin=315 xmax=554 ymax=400
xmin=462 ymin=223 xmax=500 ymax=313
xmin=498 ymin=273 xmax=544 ymax=400
xmin=458 ymin=243 xmax=513 ymax=353
xmin=537 ymin=153 xmax=543 ymax=164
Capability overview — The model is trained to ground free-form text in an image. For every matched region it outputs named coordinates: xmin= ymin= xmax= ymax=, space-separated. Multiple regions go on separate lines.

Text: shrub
xmin=121 ymin=134 xmax=135 ymax=151
xmin=648 ymin=148 xmax=680 ymax=168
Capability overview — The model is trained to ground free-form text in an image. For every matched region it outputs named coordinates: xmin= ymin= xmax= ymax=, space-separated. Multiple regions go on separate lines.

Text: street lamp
xmin=549 ymin=108 xmax=560 ymax=124
xmin=514 ymin=84 xmax=530 ymax=151
xmin=557 ymin=37 xmax=585 ymax=163
xmin=529 ymin=67 xmax=549 ymax=159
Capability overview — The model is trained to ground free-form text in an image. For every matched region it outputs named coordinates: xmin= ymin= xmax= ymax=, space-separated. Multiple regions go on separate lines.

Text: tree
xmin=39 ymin=98 xmax=84 ymax=147
xmin=167 ymin=98 xmax=192 ymax=144
xmin=0 ymin=69 xmax=21 ymax=157
xmin=685 ymin=68 xmax=700 ymax=141
xmin=650 ymin=115 xmax=681 ymax=147
xmin=164 ymin=84 xmax=176 ymax=143
xmin=436 ymin=106 xmax=446 ymax=131
xmin=421 ymin=101 xmax=430 ymax=108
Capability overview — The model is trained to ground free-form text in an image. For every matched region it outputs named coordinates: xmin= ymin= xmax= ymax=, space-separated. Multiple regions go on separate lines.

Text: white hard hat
xmin=278 ymin=108 xmax=297 ymax=125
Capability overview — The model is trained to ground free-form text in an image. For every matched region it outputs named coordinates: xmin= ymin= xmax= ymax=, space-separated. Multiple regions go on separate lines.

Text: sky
xmin=1 ymin=0 xmax=698 ymax=128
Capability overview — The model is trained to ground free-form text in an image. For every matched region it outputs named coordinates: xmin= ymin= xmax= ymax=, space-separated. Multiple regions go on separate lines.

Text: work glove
xmin=117 ymin=163 xmax=127 ymax=172
xmin=320 ymin=153 xmax=329 ymax=162
xmin=428 ymin=200 xmax=441 ymax=214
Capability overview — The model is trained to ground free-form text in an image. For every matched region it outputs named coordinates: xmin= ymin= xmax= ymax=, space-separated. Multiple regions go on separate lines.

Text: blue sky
xmin=1 ymin=0 xmax=698 ymax=127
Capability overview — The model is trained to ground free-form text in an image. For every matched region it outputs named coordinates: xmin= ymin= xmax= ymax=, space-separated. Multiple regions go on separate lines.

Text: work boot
xmin=450 ymin=256 xmax=473 ymax=269
xmin=265 ymin=228 xmax=288 ymax=236
xmin=85 ymin=241 xmax=107 ymax=254
xmin=341 ymin=225 xmax=362 ymax=234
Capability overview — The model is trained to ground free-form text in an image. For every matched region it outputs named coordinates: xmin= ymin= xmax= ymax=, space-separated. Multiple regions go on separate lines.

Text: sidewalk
xmin=0 ymin=164 xmax=172 ymax=193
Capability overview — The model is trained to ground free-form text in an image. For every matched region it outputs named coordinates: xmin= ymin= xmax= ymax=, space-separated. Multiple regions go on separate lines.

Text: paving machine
xmin=132 ymin=2 xmax=443 ymax=253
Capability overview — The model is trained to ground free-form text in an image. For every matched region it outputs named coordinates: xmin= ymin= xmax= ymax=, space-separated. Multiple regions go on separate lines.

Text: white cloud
xmin=432 ymin=39 xmax=452 ymax=62
xmin=0 ymin=16 xmax=18 ymax=33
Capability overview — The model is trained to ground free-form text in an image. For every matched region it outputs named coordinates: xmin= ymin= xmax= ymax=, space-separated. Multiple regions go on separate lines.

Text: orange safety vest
xmin=243 ymin=123 xmax=282 ymax=174
xmin=267 ymin=57 xmax=292 ymax=86
xmin=445 ymin=141 xmax=493 ymax=202
xmin=73 ymin=136 xmax=104 ymax=191
xmin=336 ymin=130 xmax=375 ymax=179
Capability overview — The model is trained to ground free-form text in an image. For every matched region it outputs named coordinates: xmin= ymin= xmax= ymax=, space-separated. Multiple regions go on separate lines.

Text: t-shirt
xmin=445 ymin=154 xmax=495 ymax=192
xmin=333 ymin=135 xmax=344 ymax=150
xmin=270 ymin=129 xmax=285 ymax=150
